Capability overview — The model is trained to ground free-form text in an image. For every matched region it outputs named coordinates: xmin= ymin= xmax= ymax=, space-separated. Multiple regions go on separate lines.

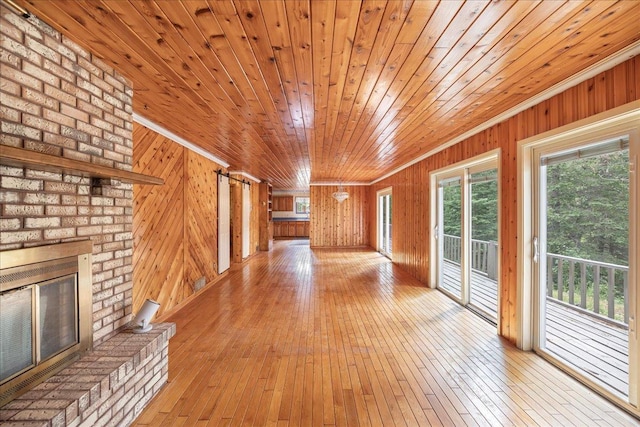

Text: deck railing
xmin=546 ymin=253 xmax=628 ymax=324
xmin=442 ymin=234 xmax=498 ymax=279
xmin=442 ymin=234 xmax=629 ymax=324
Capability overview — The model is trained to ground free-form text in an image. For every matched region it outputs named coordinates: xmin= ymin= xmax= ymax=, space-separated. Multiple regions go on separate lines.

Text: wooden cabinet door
xmin=273 ymin=196 xmax=293 ymax=211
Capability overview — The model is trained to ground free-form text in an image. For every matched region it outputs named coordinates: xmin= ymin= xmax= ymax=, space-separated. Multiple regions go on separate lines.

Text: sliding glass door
xmin=533 ymin=135 xmax=638 ymax=404
xmin=437 ymin=177 xmax=463 ymax=299
xmin=469 ymin=169 xmax=499 ymax=317
xmin=378 ymin=188 xmax=392 ymax=258
xmin=433 ymin=155 xmax=499 ymax=324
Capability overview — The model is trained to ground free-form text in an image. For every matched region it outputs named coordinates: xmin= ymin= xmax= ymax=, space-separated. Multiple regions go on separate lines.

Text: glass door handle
xmin=533 ymin=236 xmax=539 ymax=263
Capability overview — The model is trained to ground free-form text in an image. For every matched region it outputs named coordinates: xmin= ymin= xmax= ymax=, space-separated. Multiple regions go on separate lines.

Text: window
xmin=295 ymin=197 xmax=310 ymax=214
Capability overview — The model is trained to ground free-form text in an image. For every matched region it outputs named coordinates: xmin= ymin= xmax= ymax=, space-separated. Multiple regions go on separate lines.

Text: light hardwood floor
xmin=132 ymin=240 xmax=639 ymax=426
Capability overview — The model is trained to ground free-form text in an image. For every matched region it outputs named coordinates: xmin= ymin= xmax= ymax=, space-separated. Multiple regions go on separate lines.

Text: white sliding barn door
xmin=218 ymin=174 xmax=230 ymax=274
xmin=242 ymin=183 xmax=250 ymax=259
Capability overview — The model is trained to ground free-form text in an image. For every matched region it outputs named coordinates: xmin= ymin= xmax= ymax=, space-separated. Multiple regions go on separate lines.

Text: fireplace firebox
xmin=0 ymin=240 xmax=93 ymax=406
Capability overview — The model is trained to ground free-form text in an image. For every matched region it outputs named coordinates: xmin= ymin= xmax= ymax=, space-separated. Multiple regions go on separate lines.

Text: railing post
xmin=594 ymin=265 xmax=600 ymax=316
xmin=580 ymin=263 xmax=587 ymax=309
xmin=568 ymin=261 xmax=575 ymax=305
xmin=624 ymin=271 xmax=629 ymax=324
xmin=607 ymin=267 xmax=615 ymax=320
xmin=557 ymin=259 xmax=564 ymax=302
xmin=487 ymin=241 xmax=498 ymax=280
xmin=547 ymin=257 xmax=554 ymax=298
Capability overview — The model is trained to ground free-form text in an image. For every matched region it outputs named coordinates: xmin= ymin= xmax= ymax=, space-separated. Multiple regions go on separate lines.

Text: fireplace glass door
xmin=0 ymin=287 xmax=33 ymax=382
xmin=0 ymin=273 xmax=78 ymax=385
xmin=39 ymin=275 xmax=78 ymax=361
xmin=1 ymin=242 xmax=93 ymax=406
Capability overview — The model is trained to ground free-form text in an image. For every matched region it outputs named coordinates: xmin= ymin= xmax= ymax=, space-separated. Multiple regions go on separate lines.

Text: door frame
xmin=377 ymin=187 xmax=392 ymax=258
xmin=517 ymin=100 xmax=640 ymax=414
xmin=429 ymin=150 xmax=501 ymax=323
xmin=242 ymin=182 xmax=251 ymax=259
xmin=217 ymin=174 xmax=230 ymax=274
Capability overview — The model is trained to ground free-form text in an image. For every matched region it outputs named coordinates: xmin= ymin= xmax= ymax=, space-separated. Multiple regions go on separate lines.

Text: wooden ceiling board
xmin=210 ymin=1 xmax=294 ymax=137
xmin=206 ymin=0 xmax=311 ymax=184
xmin=349 ymin=0 xmax=633 ymax=174
xmin=392 ymin=0 xmax=636 ymax=159
xmin=340 ymin=0 xmax=541 ymax=180
xmin=30 ymin=0 xmax=275 ymax=172
xmin=234 ymin=0 xmax=309 ymax=175
xmin=329 ymin=0 xmax=413 ymax=179
xmin=336 ymin=1 xmax=465 ymax=180
xmin=325 ymin=0 xmax=389 ymax=179
xmin=14 ymin=0 xmax=640 ymax=188
xmin=352 ymin=2 xmax=560 ymax=171
xmin=318 ymin=0 xmax=362 ymax=180
xmin=309 ymin=0 xmax=336 ymax=177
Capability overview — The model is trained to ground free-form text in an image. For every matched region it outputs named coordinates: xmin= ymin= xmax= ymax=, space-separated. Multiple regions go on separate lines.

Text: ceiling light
xmin=332 ymin=183 xmax=349 ymax=203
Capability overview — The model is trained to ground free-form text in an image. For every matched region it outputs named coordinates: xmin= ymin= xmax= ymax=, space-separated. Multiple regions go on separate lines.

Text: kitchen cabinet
xmin=273 ymin=220 xmax=309 ymax=238
xmin=273 ymin=196 xmax=293 ymax=212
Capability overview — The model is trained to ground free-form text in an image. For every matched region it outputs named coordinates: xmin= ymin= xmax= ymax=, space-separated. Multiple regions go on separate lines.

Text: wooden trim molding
xmin=228 ymin=170 xmax=261 ymax=183
xmin=0 ymin=145 xmax=163 ymax=185
xmin=133 ymin=113 xmax=230 ymax=168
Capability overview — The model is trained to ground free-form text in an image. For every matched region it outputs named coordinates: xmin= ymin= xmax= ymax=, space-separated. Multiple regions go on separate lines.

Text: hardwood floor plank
xmin=131 ymin=241 xmax=638 ymax=426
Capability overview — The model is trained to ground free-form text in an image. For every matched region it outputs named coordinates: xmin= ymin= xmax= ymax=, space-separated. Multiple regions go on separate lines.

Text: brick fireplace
xmin=0 ymin=5 xmax=173 ymax=426
xmin=0 ymin=4 xmax=134 ymax=343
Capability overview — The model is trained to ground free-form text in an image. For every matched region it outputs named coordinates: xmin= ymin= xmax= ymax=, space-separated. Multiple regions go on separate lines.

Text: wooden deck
xmin=441 ymin=260 xmax=629 ymax=398
xmin=132 ymin=241 xmax=638 ymax=426
xmin=545 ymin=301 xmax=629 ymax=397
xmin=440 ymin=261 xmax=498 ymax=321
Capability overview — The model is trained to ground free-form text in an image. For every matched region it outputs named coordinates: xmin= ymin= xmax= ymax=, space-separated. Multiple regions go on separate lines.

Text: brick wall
xmin=0 ymin=5 xmax=134 ymax=345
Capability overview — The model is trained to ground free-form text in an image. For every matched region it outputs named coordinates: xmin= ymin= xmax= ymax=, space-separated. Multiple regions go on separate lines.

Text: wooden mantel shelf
xmin=0 ymin=145 xmax=163 ymax=185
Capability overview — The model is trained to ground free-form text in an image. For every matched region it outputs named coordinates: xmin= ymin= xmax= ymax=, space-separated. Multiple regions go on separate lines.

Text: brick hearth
xmin=0 ymin=324 xmax=175 ymax=427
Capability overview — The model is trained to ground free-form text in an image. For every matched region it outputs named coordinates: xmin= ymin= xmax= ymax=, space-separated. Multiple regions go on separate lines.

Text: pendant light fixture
xmin=332 ymin=182 xmax=349 ymax=203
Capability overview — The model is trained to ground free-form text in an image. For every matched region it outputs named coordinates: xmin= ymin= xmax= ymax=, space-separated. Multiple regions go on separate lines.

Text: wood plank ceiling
xmin=15 ymin=0 xmax=640 ymax=189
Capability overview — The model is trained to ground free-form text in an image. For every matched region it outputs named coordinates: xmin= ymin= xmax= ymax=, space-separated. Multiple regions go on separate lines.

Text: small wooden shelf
xmin=259 ymin=182 xmax=273 ymax=251
xmin=0 ymin=145 xmax=163 ymax=185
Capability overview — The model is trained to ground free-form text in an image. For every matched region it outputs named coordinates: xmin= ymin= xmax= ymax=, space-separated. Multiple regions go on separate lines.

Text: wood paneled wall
xmin=132 ymin=125 xmax=186 ymax=318
xmin=370 ymin=56 xmax=639 ymax=343
xmin=133 ymin=123 xmax=233 ymax=318
xmin=310 ymin=186 xmax=369 ymax=247
xmin=185 ymin=151 xmax=219 ymax=290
